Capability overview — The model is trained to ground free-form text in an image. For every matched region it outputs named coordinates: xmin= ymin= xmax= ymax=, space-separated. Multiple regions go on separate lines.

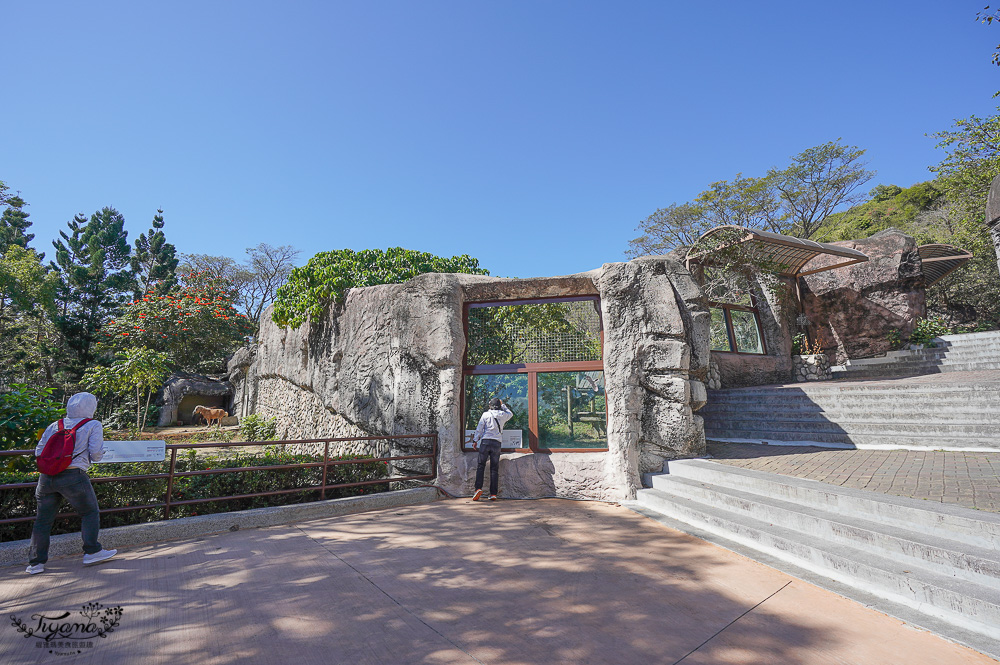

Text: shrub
xmin=908 ymin=316 xmax=952 ymax=345
xmin=239 ymin=413 xmax=278 ymax=441
xmin=272 ymin=247 xmax=489 ymax=329
xmin=0 ymin=385 xmax=64 ymax=471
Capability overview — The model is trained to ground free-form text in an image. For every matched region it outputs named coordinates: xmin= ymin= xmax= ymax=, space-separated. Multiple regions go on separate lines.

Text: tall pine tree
xmin=131 ymin=208 xmax=178 ymax=296
xmin=0 ymin=196 xmax=38 ymax=256
xmin=51 ymin=207 xmax=136 ymax=376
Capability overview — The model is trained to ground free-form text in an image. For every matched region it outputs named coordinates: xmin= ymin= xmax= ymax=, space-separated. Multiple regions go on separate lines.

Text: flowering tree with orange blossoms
xmin=97 ymin=270 xmax=254 ymax=373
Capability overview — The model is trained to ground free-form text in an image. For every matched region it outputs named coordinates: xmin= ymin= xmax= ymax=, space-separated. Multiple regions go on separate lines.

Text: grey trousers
xmin=29 ymin=468 xmax=102 ymax=564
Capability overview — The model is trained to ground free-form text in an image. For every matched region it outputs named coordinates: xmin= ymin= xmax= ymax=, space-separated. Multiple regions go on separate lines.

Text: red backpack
xmin=36 ymin=419 xmax=93 ymax=475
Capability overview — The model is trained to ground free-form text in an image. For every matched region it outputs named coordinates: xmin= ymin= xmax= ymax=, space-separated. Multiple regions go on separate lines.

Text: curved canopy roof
xmin=685 ymin=226 xmax=869 ymax=278
xmin=917 ymin=244 xmax=973 ymax=287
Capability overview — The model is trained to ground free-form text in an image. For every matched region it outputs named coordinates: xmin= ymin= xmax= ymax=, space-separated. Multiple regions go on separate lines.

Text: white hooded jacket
xmin=35 ymin=393 xmax=105 ymax=472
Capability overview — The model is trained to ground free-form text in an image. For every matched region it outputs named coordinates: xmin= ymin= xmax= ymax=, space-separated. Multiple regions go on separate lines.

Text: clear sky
xmin=4 ymin=1 xmax=1000 ymax=278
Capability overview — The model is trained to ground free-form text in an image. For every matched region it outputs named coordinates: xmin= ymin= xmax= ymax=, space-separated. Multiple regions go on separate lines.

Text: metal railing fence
xmin=0 ymin=434 xmax=437 ymax=528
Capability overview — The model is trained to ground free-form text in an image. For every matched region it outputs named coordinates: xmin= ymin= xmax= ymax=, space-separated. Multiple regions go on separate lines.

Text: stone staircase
xmin=632 ymin=459 xmax=1000 ymax=659
xmin=700 ymin=376 xmax=1000 ymax=450
xmin=831 ymin=330 xmax=1000 ymax=380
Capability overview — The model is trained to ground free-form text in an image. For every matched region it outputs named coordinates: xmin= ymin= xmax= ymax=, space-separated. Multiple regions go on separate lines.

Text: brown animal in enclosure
xmin=193 ymin=405 xmax=228 ymax=428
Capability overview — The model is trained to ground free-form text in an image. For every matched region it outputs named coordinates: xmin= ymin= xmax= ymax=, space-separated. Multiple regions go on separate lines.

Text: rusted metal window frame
xmin=462 ymin=295 xmax=608 ymax=454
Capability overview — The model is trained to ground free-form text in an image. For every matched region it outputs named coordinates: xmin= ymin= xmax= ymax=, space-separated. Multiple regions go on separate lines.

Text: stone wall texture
xmin=230 ymin=258 xmax=709 ymax=501
xmin=987 ymin=175 xmax=1000 ymax=272
xmin=801 ymin=229 xmax=926 ymax=365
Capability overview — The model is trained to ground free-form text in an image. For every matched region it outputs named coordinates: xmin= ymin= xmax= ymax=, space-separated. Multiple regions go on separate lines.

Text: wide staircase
xmin=632 ymin=459 xmax=1000 ymax=659
xmin=700 ymin=371 xmax=1000 ymax=451
xmin=831 ymin=330 xmax=1000 ymax=380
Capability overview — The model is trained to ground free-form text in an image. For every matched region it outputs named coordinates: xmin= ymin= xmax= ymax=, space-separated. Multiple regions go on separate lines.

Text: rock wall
xmin=231 ymin=258 xmax=709 ymax=501
xmin=801 ymin=229 xmax=926 ymax=364
xmin=987 ymin=175 xmax=1000 ymax=271
xmin=158 ymin=374 xmax=233 ymax=427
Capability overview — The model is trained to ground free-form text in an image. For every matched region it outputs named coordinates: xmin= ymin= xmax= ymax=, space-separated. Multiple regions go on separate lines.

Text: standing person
xmin=471 ymin=397 xmax=513 ymax=501
xmin=26 ymin=393 xmax=117 ymax=575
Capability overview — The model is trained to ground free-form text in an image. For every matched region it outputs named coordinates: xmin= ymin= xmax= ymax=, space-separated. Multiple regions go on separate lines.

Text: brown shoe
xmin=472 ymin=489 xmax=483 ymax=502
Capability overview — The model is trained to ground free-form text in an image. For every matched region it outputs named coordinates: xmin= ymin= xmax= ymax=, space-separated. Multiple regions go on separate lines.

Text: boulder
xmin=801 ymin=229 xmax=925 ymax=364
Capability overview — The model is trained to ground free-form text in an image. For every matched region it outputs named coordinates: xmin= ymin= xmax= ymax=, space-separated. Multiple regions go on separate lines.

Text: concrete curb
xmin=0 ymin=486 xmax=441 ymax=568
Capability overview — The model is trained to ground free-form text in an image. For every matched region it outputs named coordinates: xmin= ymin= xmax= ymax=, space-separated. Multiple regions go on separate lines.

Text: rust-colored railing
xmin=0 ymin=434 xmax=437 ymax=527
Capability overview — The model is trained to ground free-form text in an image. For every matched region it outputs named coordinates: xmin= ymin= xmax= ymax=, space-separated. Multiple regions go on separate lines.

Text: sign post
xmin=95 ymin=441 xmax=167 ymax=463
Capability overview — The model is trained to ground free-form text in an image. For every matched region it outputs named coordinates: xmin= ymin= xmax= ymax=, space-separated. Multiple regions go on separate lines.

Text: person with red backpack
xmin=26 ymin=392 xmax=117 ymax=575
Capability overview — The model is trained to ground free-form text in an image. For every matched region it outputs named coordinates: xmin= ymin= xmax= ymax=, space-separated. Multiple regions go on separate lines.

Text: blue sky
xmin=4 ymin=1 xmax=1000 ymax=278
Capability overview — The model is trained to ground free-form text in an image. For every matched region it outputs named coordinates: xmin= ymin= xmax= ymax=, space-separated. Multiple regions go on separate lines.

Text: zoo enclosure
xmin=0 ymin=433 xmax=438 ymax=529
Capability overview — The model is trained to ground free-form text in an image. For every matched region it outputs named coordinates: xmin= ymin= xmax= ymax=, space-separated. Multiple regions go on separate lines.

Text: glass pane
xmin=467 ymin=299 xmax=602 ymax=365
xmin=730 ymin=309 xmax=764 ymax=354
xmin=710 ymin=308 xmax=732 ymax=352
xmin=463 ymin=374 xmax=529 ymax=449
xmin=536 ymin=371 xmax=607 ymax=449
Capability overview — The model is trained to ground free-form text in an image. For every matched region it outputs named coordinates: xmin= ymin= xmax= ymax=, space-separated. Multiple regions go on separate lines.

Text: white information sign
xmin=95 ymin=440 xmax=167 ymax=463
xmin=464 ymin=430 xmax=523 ymax=451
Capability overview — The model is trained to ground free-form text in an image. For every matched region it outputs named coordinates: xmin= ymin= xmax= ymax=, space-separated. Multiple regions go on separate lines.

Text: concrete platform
xmin=707 ymin=442 xmax=1000 ymax=513
xmin=1 ymin=499 xmax=995 ymax=664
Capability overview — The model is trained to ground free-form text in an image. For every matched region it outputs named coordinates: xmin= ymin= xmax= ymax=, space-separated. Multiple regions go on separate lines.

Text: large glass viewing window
xmin=704 ymin=271 xmax=766 ymax=356
xmin=463 ymin=297 xmax=607 ymax=453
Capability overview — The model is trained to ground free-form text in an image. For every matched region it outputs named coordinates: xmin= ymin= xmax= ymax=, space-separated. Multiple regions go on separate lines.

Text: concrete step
xmin=702 ymin=419 xmax=996 ymax=436
xmin=635 ymin=487 xmax=1000 ymax=643
xmin=634 ymin=460 xmax=1000 ymax=648
xmin=936 ymin=331 xmax=1000 ymax=343
xmin=703 ymin=431 xmax=1000 ymax=449
xmin=699 ymin=405 xmax=1000 ymax=424
xmin=648 ymin=474 xmax=1000 ymax=588
xmin=662 ymin=459 xmax=1000 ymax=549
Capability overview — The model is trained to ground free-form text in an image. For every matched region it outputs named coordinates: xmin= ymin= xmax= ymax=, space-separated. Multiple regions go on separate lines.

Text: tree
xmin=629 ymin=140 xmax=875 ymax=256
xmin=0 ymin=246 xmax=60 ymax=388
xmin=82 ymin=347 xmax=170 ymax=431
xmin=0 ymin=196 xmax=37 ymax=256
xmin=769 ymin=141 xmax=875 ymax=240
xmin=272 ymin=247 xmax=489 ymax=329
xmin=97 ymin=272 xmax=255 ymax=374
xmin=50 ymin=208 xmax=136 ymax=375
xmin=241 ymin=243 xmax=300 ymax=324
xmin=131 ymin=209 xmax=178 ymax=297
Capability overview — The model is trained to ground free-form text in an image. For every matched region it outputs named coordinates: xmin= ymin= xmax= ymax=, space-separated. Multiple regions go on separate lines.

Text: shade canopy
xmin=917 ymin=244 xmax=973 ymax=287
xmin=685 ymin=226 xmax=869 ymax=278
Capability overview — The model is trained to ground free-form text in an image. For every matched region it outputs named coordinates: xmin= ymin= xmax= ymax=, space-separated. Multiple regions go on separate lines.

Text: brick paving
xmin=707 ymin=442 xmax=1000 ymax=513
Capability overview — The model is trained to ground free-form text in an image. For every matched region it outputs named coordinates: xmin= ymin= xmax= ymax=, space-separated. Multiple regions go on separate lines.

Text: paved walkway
xmin=707 ymin=442 xmax=1000 ymax=513
xmin=1 ymin=499 xmax=994 ymax=665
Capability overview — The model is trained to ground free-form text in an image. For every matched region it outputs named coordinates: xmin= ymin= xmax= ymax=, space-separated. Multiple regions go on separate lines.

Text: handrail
xmin=0 ymin=433 xmax=438 ymax=527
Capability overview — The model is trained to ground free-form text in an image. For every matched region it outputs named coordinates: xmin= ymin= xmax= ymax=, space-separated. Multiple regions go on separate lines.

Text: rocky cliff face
xmin=987 ymin=175 xmax=1000 ymax=271
xmin=230 ymin=258 xmax=709 ymax=501
xmin=801 ymin=229 xmax=926 ymax=364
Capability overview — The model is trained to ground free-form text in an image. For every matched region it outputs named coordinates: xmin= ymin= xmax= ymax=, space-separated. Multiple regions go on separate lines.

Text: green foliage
xmin=0 ymin=196 xmax=36 ymax=255
xmin=0 ymin=246 xmax=61 ymax=388
xmin=886 ymin=329 xmax=903 ymax=351
xmin=0 ymin=449 xmax=390 ymax=540
xmin=239 ymin=413 xmax=278 ymax=441
xmin=272 ymin=247 xmax=489 ymax=329
xmin=82 ymin=347 xmax=170 ymax=430
xmin=629 ymin=140 xmax=874 ymax=255
xmin=791 ymin=333 xmax=823 ymax=355
xmin=97 ymin=272 xmax=254 ymax=373
xmin=907 ymin=316 xmax=952 ymax=345
xmin=51 ymin=207 xmax=137 ymax=376
xmin=820 ymin=181 xmax=947 ymax=242
xmin=131 ymin=209 xmax=178 ymax=297
xmin=0 ymin=384 xmax=64 ymax=471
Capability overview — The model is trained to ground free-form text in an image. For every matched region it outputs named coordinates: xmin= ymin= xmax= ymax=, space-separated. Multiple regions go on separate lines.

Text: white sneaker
xmin=82 ymin=549 xmax=117 ymax=566
xmin=25 ymin=564 xmax=44 ymax=575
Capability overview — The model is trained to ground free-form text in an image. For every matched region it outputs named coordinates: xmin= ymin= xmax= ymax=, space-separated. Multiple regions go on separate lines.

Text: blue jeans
xmin=29 ymin=468 xmax=102 ymax=564
xmin=475 ymin=439 xmax=501 ymax=496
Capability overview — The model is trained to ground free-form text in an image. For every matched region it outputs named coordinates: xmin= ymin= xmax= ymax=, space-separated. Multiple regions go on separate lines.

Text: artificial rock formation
xmin=157 ymin=373 xmax=233 ymax=426
xmin=987 ymin=174 xmax=1000 ymax=271
xmin=801 ymin=229 xmax=926 ymax=365
xmin=230 ymin=257 xmax=710 ymax=501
